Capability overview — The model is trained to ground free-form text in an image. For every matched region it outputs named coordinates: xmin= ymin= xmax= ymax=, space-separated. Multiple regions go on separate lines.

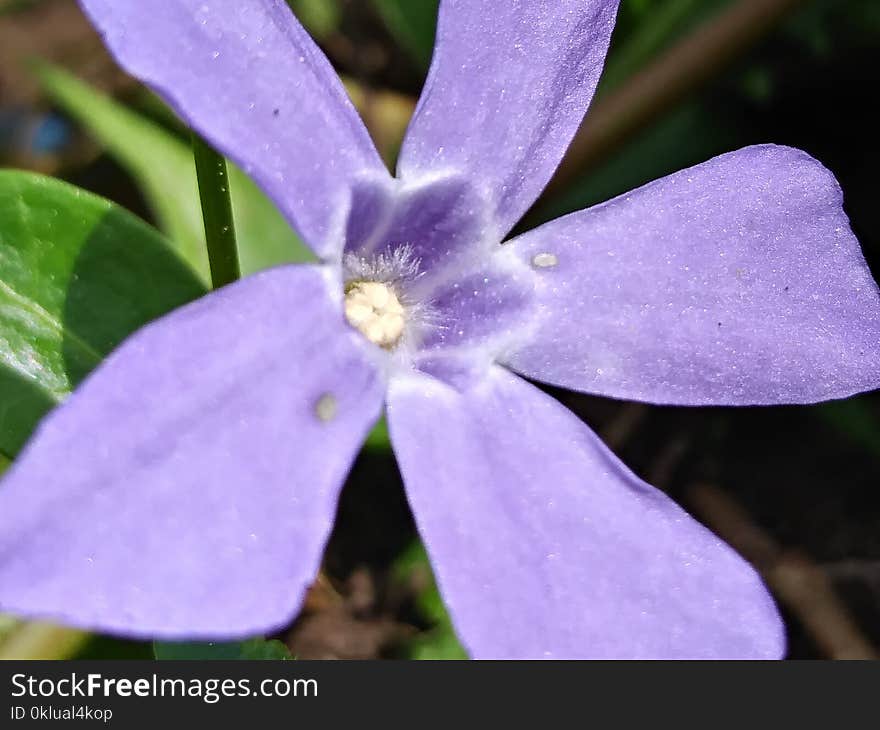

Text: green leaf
xmin=288 ymin=0 xmax=342 ymax=40
xmin=816 ymin=398 xmax=880 ymax=458
xmin=238 ymin=638 xmax=295 ymax=660
xmin=601 ymin=0 xmax=707 ymax=92
xmin=35 ymin=63 xmax=314 ymax=280
xmin=0 ymin=170 xmax=206 ymax=457
xmin=35 ymin=62 xmax=210 ymax=283
xmin=363 ymin=415 xmax=390 ymax=452
xmin=371 ymin=0 xmax=438 ymax=70
xmin=227 ymin=165 xmax=315 ymax=275
xmin=154 ymin=638 xmax=293 ymax=660
xmin=393 ymin=540 xmax=467 ymax=659
xmin=72 ymin=635 xmax=155 ymax=660
xmin=192 ymin=135 xmax=240 ymax=288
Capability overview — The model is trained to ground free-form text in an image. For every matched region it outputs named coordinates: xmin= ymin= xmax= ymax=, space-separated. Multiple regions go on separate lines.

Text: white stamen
xmin=343 ymin=244 xmax=421 ymax=286
xmin=344 ymin=281 xmax=406 ymax=348
xmin=531 ymin=252 xmax=558 ymax=269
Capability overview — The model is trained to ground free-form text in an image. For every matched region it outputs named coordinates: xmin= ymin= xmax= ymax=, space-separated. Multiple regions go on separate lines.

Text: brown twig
xmin=345 ymin=0 xmax=807 ymax=220
xmin=600 ymin=402 xmax=649 ymax=452
xmin=647 ymin=435 xmax=691 ymax=489
xmin=538 ymin=0 xmax=807 ymax=204
xmin=687 ymin=483 xmax=878 ymax=660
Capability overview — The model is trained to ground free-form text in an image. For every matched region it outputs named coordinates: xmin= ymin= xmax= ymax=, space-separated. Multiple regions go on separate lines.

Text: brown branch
xmin=600 ymin=402 xmax=649 ymax=451
xmin=539 ymin=0 xmax=807 ymax=203
xmin=346 ymin=0 xmax=808 ymax=220
xmin=687 ymin=483 xmax=878 ymax=660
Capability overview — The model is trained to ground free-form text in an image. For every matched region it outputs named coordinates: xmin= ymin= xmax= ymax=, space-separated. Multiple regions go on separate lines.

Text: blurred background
xmin=0 ymin=0 xmax=878 ymax=659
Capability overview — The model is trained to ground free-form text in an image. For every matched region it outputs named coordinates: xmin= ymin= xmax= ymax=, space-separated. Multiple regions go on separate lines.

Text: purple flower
xmin=1 ymin=0 xmax=878 ymax=659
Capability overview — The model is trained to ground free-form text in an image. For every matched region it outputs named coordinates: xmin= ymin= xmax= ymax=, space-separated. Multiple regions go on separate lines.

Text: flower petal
xmin=387 ymin=367 xmax=784 ymax=659
xmin=342 ymin=175 xmax=494 ymax=281
xmin=79 ymin=0 xmax=390 ymax=259
xmin=0 ymin=266 xmax=384 ymax=638
xmin=397 ymin=0 xmax=620 ymax=237
xmin=418 ymin=252 xmax=535 ymax=355
xmin=505 ymin=145 xmax=880 ymax=405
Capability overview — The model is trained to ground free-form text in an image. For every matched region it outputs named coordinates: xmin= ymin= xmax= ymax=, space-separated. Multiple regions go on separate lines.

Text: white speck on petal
xmin=531 ymin=252 xmax=558 ymax=269
xmin=315 ymin=393 xmax=337 ymax=423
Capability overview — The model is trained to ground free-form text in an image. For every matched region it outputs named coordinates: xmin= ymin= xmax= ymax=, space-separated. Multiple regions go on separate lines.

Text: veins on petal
xmin=337 ymin=177 xmax=538 ymax=372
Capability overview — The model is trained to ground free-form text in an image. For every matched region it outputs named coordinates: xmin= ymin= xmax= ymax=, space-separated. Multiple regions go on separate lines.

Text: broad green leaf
xmin=393 ymin=540 xmax=467 ymax=659
xmin=0 ymin=170 xmax=206 ymax=457
xmin=154 ymin=638 xmax=293 ymax=660
xmin=36 ymin=63 xmax=314 ymax=280
xmin=35 ymin=63 xmax=209 ymax=282
xmin=371 ymin=0 xmax=438 ymax=70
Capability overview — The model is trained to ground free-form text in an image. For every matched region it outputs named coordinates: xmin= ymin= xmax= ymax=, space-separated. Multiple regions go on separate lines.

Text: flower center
xmin=344 ymin=280 xmax=406 ymax=349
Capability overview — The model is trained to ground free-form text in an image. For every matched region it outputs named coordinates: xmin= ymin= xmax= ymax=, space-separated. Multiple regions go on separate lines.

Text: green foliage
xmin=35 ymin=68 xmax=392 ymax=457
xmin=0 ymin=170 xmax=206 ymax=458
xmin=363 ymin=415 xmax=390 ymax=451
xmin=36 ymin=63 xmax=314 ymax=281
xmin=602 ymin=0 xmax=709 ymax=92
xmin=288 ymin=0 xmax=342 ymax=40
xmin=192 ymin=135 xmax=240 ymax=288
xmin=393 ymin=541 xmax=466 ymax=659
xmin=786 ymin=0 xmax=880 ymax=57
xmin=534 ymin=101 xmax=736 ymax=227
xmin=73 ymin=636 xmax=155 ymax=660
xmin=371 ymin=0 xmax=438 ymax=70
xmin=816 ymin=399 xmax=880 ymax=459
xmin=154 ymin=638 xmax=293 ymax=660
xmin=35 ymin=63 xmax=210 ymax=282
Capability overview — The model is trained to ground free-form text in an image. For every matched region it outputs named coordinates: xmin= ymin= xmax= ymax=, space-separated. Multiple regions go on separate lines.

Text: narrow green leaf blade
xmin=35 ymin=62 xmax=210 ymax=283
xmin=36 ymin=64 xmax=314 ymax=279
xmin=287 ymin=0 xmax=342 ymax=40
xmin=371 ymin=0 xmax=438 ymax=70
xmin=393 ymin=540 xmax=467 ymax=659
xmin=0 ymin=170 xmax=206 ymax=457
xmin=227 ymin=165 xmax=315 ymax=275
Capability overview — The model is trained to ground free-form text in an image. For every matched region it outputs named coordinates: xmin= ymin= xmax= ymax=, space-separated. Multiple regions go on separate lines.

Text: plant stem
xmin=192 ymin=135 xmax=239 ymax=288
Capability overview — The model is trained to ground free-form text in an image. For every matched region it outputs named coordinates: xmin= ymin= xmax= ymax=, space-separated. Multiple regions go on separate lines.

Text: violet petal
xmin=387 ymin=367 xmax=784 ymax=659
xmin=417 ymin=254 xmax=535 ymax=356
xmin=343 ymin=175 xmax=494 ymax=281
xmin=79 ymin=0 xmax=390 ymax=259
xmin=505 ymin=145 xmax=880 ymax=405
xmin=0 ymin=266 xmax=384 ymax=638
xmin=397 ymin=0 xmax=620 ymax=237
